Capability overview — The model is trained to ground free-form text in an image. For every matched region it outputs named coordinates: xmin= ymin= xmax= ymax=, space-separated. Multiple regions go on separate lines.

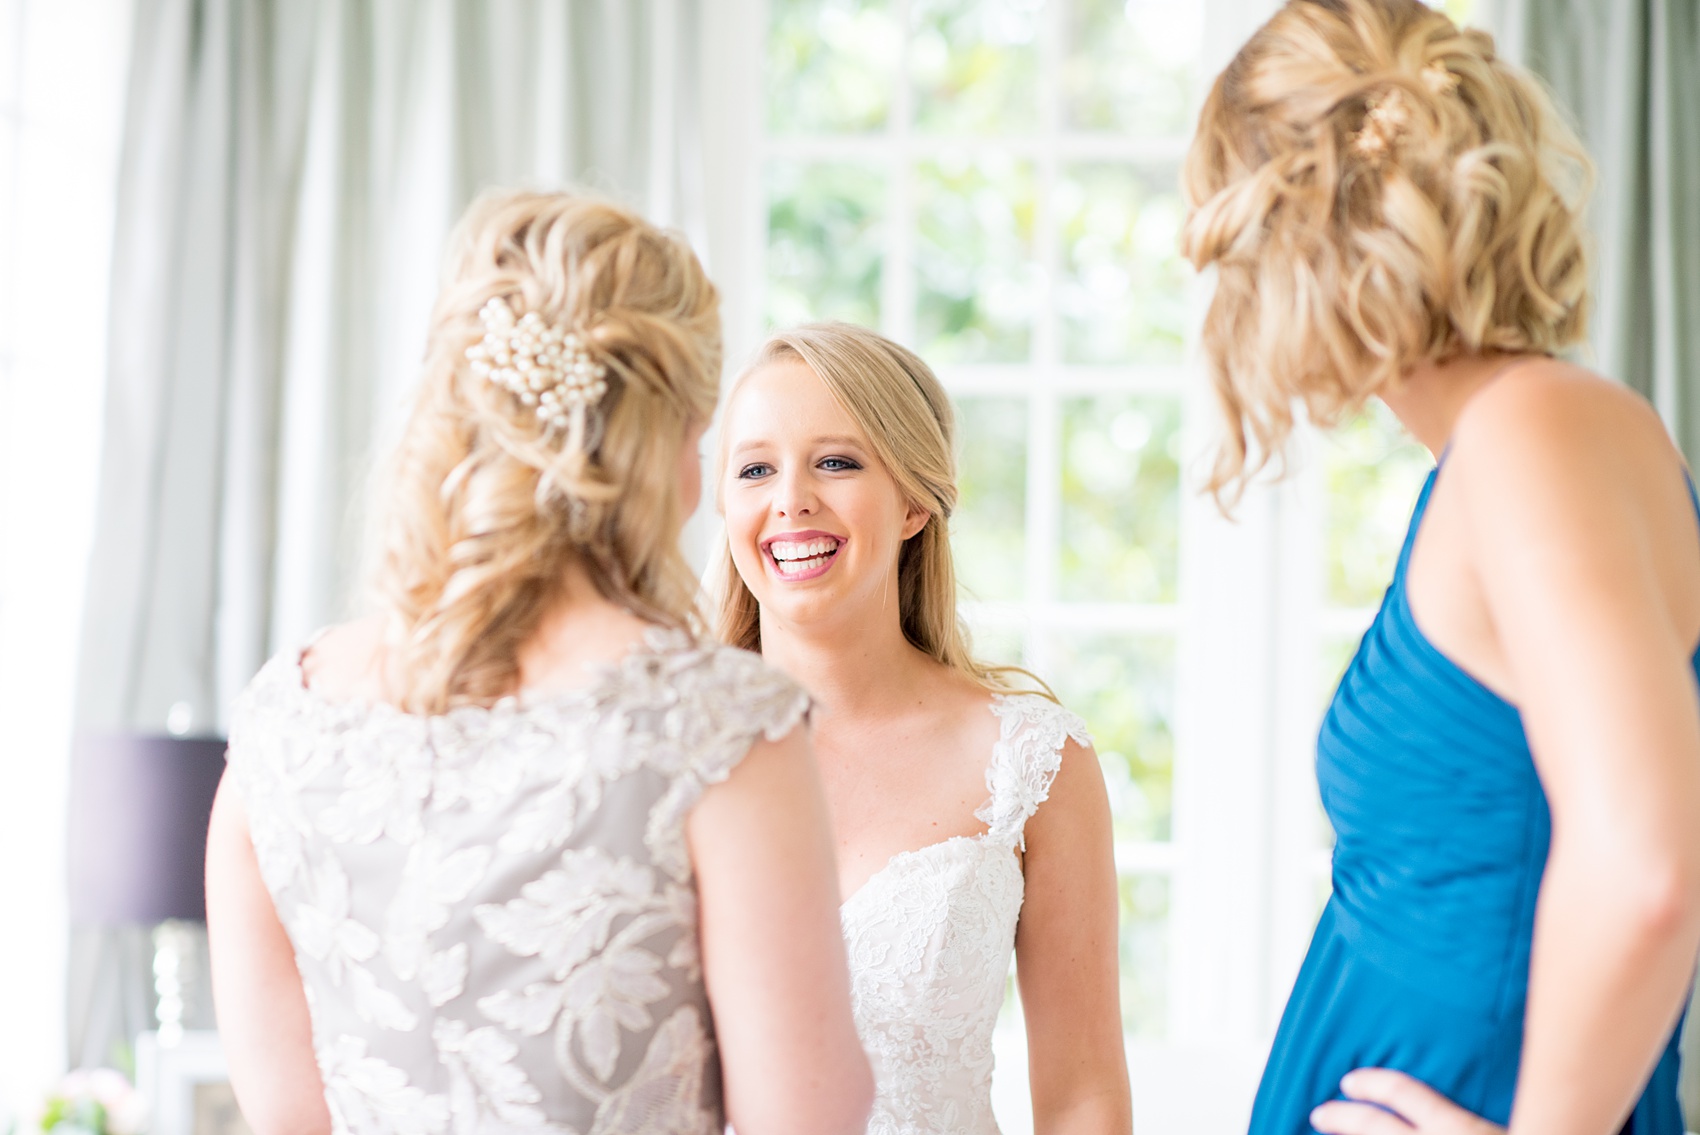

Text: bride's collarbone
xmin=817 ymin=695 xmax=1009 ymax=903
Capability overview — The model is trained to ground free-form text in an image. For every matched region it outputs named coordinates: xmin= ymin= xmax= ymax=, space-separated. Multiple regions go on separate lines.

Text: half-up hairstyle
xmin=713 ymin=322 xmax=1049 ymax=698
xmin=1180 ymin=0 xmax=1593 ymax=504
xmin=371 ymin=190 xmax=721 ymax=713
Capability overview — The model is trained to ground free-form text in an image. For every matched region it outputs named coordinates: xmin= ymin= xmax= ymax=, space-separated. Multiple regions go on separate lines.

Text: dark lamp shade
xmin=67 ymin=734 xmax=228 ymax=924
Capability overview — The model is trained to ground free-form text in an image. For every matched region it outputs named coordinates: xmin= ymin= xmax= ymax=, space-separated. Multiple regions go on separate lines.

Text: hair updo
xmin=371 ymin=190 xmax=721 ymax=713
xmin=1180 ymin=0 xmax=1593 ymax=503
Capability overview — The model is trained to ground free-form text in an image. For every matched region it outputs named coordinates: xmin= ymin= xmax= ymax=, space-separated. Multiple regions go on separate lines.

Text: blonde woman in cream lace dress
xmin=204 ymin=192 xmax=872 ymax=1135
xmin=715 ymin=323 xmax=1132 ymax=1135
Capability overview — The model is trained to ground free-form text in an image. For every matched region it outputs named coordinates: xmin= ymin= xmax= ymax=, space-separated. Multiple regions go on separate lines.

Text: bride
xmin=713 ymin=322 xmax=1132 ymax=1134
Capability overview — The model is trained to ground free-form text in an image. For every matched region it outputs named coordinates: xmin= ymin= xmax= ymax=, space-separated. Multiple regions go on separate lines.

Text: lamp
xmin=67 ymin=735 xmax=227 ymax=1051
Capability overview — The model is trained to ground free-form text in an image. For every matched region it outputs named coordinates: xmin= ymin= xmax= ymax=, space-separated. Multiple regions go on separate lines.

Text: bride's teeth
xmin=775 ymin=551 xmax=833 ymax=575
xmin=770 ymin=537 xmax=839 ymax=563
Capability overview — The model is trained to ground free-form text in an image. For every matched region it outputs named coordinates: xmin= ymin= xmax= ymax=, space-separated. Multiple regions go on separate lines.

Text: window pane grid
xmin=960 ymin=602 xmax=1183 ymax=633
xmin=764 ymin=0 xmax=1197 ymax=1041
xmin=764 ymin=136 xmax=1190 ymax=160
xmin=935 ymin=364 xmax=1190 ymax=395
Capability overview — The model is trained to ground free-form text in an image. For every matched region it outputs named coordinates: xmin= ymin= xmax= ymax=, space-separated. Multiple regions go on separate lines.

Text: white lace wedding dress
xmin=841 ymin=693 xmax=1091 ymax=1135
xmin=225 ymin=630 xmax=808 ymax=1135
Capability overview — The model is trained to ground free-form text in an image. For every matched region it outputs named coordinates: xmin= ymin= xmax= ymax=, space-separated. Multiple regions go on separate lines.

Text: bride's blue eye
xmin=819 ymin=456 xmax=861 ymax=472
xmin=737 ymin=462 xmax=774 ymax=479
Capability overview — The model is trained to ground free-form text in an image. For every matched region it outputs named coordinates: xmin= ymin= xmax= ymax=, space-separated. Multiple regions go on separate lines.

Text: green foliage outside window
xmin=1063 ymin=0 xmax=1200 ymax=134
xmin=766 ymin=161 xmax=887 ymax=330
xmin=1118 ymin=873 xmax=1171 ymax=1036
xmin=953 ymin=397 xmax=1029 ymax=603
xmin=917 ymin=154 xmax=1039 ymax=362
xmin=1050 ymin=634 xmax=1176 ymax=843
xmin=1322 ymin=404 xmax=1432 ymax=609
xmin=912 ymin=0 xmax=1042 ymax=133
xmin=768 ymin=0 xmax=898 ymax=133
xmin=1060 ymin=395 xmax=1182 ymax=603
xmin=1057 ymin=164 xmax=1189 ymax=364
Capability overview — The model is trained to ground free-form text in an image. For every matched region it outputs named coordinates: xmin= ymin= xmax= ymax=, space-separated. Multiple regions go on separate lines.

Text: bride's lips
xmin=761 ymin=529 xmax=847 ymax=583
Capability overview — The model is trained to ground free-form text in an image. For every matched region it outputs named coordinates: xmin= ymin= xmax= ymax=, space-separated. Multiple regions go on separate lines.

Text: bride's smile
xmin=713 ymin=324 xmax=1130 ymax=1135
xmin=763 ymin=531 xmax=846 ymax=580
xmin=721 ymin=355 xmax=928 ymax=625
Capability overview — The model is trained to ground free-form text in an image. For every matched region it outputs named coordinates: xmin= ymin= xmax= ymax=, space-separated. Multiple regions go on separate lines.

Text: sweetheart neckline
xmin=839 ymin=831 xmax=1019 ymax=911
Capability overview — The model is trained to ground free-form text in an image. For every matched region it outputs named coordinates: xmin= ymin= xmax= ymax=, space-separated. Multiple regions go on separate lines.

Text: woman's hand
xmin=1309 ymin=1070 xmax=1505 ymax=1135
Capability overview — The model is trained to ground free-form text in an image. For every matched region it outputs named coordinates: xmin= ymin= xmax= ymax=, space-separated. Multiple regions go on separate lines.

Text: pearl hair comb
xmin=1351 ymin=61 xmax=1459 ymax=166
xmin=466 ymin=296 xmax=608 ymax=432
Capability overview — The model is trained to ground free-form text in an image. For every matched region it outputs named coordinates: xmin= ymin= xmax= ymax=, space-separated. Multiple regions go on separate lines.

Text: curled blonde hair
xmin=712 ymin=322 xmax=1047 ymax=697
xmin=371 ymin=190 xmax=720 ymax=713
xmin=1180 ymin=0 xmax=1593 ymax=503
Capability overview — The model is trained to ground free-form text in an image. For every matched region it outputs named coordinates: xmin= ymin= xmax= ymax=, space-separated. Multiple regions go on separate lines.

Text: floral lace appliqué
xmin=840 ymin=694 xmax=1090 ymax=1135
xmin=227 ymin=632 xmax=806 ymax=1135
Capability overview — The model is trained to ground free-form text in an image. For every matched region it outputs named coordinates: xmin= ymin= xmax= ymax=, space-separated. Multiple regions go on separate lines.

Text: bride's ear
xmin=902 ymin=503 xmax=930 ymax=541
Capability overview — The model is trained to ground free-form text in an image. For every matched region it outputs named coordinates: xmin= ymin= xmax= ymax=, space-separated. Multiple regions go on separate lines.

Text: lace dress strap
xmin=975 ymin=693 xmax=1092 ymax=851
xmin=676 ymin=642 xmax=813 ymax=786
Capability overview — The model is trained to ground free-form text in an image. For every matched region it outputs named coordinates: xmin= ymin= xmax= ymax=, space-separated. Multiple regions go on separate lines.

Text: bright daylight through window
xmin=758 ymin=0 xmax=1467 ymax=1069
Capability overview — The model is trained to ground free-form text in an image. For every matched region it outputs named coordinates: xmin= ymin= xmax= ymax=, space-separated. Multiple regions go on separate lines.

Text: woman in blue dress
xmin=1180 ymin=2 xmax=1700 ymax=1133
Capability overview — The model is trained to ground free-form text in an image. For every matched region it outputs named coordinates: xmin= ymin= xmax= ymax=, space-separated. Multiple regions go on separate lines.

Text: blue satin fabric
xmin=1249 ymin=466 xmax=1693 ymax=1135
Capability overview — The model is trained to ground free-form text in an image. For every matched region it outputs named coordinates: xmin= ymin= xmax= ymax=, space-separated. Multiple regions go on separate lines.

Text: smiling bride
xmin=713 ymin=322 xmax=1132 ymax=1135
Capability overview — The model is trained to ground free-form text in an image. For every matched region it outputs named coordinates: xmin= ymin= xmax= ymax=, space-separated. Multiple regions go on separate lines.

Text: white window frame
xmin=698 ymin=0 xmax=1365 ymax=1122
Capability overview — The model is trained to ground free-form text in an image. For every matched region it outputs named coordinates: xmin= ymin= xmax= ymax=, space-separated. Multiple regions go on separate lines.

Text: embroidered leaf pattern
xmin=225 ymin=630 xmax=809 ymax=1134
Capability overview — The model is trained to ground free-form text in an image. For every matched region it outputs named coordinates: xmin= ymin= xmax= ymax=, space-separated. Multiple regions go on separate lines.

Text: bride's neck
xmin=759 ymin=606 xmax=932 ymax=721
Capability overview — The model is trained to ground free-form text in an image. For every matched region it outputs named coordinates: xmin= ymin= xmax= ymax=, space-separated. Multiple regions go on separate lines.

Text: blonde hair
xmin=713 ymin=323 xmax=1045 ymax=696
xmin=1180 ymin=0 xmax=1593 ymax=503
xmin=370 ymin=190 xmax=721 ymax=713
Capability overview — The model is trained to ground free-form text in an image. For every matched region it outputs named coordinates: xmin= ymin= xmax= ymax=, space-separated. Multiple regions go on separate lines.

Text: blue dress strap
xmin=1393 ymin=466 xmax=1443 ymax=580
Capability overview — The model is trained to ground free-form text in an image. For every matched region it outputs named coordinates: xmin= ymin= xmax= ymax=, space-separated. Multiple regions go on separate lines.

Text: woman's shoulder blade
xmin=1455 ymin=361 xmax=1673 ymax=472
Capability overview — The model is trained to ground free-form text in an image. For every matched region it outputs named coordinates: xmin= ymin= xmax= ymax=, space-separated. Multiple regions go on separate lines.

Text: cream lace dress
xmin=840 ymin=694 xmax=1092 ymax=1135
xmin=225 ymin=630 xmax=808 ymax=1135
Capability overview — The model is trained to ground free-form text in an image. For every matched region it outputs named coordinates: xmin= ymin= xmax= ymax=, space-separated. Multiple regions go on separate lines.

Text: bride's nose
xmin=775 ymin=469 xmax=817 ymax=519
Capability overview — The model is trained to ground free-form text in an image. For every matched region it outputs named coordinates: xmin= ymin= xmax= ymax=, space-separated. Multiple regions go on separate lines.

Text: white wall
xmin=0 ymin=0 xmax=132 ymax=1117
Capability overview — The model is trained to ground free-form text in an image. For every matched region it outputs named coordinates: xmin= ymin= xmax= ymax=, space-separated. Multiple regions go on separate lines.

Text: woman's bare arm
xmin=1017 ymin=739 xmax=1132 ymax=1135
xmin=1466 ymin=380 xmax=1700 ymax=1134
xmin=1315 ymin=374 xmax=1700 ymax=1135
xmin=688 ymin=724 xmax=874 ymax=1135
xmin=205 ymin=773 xmax=332 ymax=1135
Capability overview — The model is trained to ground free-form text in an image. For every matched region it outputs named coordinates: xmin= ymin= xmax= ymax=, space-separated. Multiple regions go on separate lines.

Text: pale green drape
xmin=1487 ymin=0 xmax=1700 ymax=461
xmin=1485 ymin=0 xmax=1700 ymax=1124
xmin=69 ymin=0 xmax=702 ymax=1069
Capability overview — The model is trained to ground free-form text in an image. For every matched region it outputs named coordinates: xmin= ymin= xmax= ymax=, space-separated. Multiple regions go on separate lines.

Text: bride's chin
xmin=761 ymin=590 xmax=872 ymax=637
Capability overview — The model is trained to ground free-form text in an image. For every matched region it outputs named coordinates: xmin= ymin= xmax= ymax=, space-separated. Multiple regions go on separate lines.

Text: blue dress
xmin=1249 ymin=465 xmax=1695 ymax=1134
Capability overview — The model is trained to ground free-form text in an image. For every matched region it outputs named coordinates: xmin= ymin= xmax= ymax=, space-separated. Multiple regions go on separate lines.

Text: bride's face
xmin=720 ymin=358 xmax=928 ymax=633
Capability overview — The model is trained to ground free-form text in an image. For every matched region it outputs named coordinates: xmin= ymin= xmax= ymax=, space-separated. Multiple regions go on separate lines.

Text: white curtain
xmin=76 ymin=0 xmax=705 ymax=739
xmin=68 ymin=0 xmax=704 ymax=1070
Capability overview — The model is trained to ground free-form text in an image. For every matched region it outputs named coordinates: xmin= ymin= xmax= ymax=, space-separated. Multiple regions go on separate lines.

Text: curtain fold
xmin=69 ymin=0 xmax=703 ymax=1071
xmin=1487 ymin=0 xmax=1700 ymax=462
xmin=76 ymin=0 xmax=705 ymax=739
xmin=1485 ymin=0 xmax=1700 ymax=1122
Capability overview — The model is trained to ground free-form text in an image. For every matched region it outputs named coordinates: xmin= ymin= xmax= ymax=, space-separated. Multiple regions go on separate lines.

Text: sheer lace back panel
xmin=226 ymin=631 xmax=809 ymax=1135
xmin=840 ymin=694 xmax=1091 ymax=1135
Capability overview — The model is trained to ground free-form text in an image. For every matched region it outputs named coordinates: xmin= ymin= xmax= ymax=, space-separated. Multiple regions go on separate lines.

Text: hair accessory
xmin=1351 ymin=63 xmax=1459 ymax=167
xmin=1350 ymin=89 xmax=1412 ymax=166
xmin=1421 ymin=60 xmax=1461 ymax=96
xmin=466 ymin=296 xmax=608 ymax=432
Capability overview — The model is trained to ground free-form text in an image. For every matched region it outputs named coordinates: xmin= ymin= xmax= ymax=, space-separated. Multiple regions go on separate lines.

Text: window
xmin=746 ymin=0 xmax=1476 ymax=1123
xmin=764 ymin=0 xmax=1199 ymax=1040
